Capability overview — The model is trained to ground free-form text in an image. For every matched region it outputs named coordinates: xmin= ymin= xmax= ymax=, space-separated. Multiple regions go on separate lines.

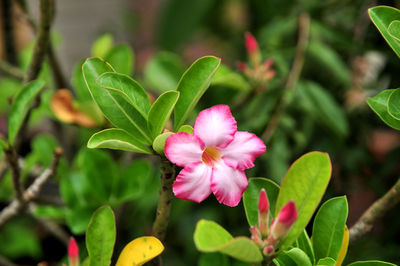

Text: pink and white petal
xmin=221 ymin=131 xmax=266 ymax=170
xmin=173 ymin=162 xmax=212 ymax=203
xmin=210 ymin=162 xmax=248 ymax=207
xmin=165 ymin=132 xmax=204 ymax=167
xmin=194 ymin=105 xmax=237 ymax=148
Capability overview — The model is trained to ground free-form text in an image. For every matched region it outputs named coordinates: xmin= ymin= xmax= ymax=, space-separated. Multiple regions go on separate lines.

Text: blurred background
xmin=0 ymin=0 xmax=399 ymax=265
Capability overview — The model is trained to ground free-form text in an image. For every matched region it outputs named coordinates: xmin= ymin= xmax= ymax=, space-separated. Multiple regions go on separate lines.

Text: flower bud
xmin=270 ymin=201 xmax=297 ymax=240
xmin=258 ymin=189 xmax=269 ymax=236
xmin=263 ymin=245 xmax=275 ymax=256
xmin=68 ymin=237 xmax=79 ymax=266
xmin=245 ymin=32 xmax=259 ymax=54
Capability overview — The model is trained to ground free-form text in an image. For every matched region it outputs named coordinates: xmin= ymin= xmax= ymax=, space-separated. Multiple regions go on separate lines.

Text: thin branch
xmin=0 ymin=148 xmax=62 ymax=227
xmin=349 ymin=177 xmax=400 ymax=243
xmin=4 ymin=147 xmax=23 ymax=202
xmin=261 ymin=14 xmax=310 ymax=142
xmin=1 ymin=0 xmax=18 ymax=65
xmin=0 ymin=60 xmax=24 ymax=79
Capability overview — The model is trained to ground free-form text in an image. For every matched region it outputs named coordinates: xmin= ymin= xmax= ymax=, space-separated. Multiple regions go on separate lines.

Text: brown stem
xmin=261 ymin=14 xmax=310 ymax=142
xmin=4 ymin=147 xmax=23 ymax=202
xmin=1 ymin=0 xmax=18 ymax=65
xmin=349 ymin=177 xmax=400 ymax=243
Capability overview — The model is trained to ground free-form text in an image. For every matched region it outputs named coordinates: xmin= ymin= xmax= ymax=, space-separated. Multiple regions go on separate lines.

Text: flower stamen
xmin=201 ymin=147 xmax=221 ymax=166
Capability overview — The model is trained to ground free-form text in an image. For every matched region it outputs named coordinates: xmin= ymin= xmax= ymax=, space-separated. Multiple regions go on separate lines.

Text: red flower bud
xmin=258 ymin=189 xmax=269 ymax=214
xmin=68 ymin=237 xmax=79 ymax=266
xmin=270 ymin=201 xmax=297 ymax=240
xmin=263 ymin=245 xmax=275 ymax=256
xmin=236 ymin=61 xmax=248 ymax=72
xmin=245 ymin=32 xmax=259 ymax=54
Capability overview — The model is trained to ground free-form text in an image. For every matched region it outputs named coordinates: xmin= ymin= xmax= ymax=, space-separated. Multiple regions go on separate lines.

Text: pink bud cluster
xmin=250 ymin=189 xmax=298 ymax=257
xmin=237 ymin=32 xmax=276 ymax=92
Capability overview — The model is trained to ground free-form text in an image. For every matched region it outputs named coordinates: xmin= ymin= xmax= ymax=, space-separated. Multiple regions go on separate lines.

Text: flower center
xmin=202 ymin=147 xmax=221 ymax=167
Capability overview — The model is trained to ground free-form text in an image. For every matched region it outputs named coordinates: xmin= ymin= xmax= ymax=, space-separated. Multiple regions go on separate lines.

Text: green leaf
xmin=369 ymin=6 xmax=400 ymax=58
xmin=242 ymin=178 xmax=280 ymax=226
xmin=274 ymin=248 xmax=312 ymax=266
xmin=388 ymin=20 xmax=400 ymax=41
xmin=312 ymin=196 xmax=348 ymax=262
xmin=86 ymin=205 xmax=116 ymax=266
xmin=174 ymin=56 xmax=221 ymax=130
xmin=276 ymin=152 xmax=332 ymax=249
xmin=92 ymin=34 xmax=114 ymax=58
xmin=88 ymin=128 xmax=152 ymax=154
xmin=0 ymin=138 xmax=7 ymax=150
xmin=316 ymin=257 xmax=336 ymax=266
xmin=148 ymin=91 xmax=179 ymax=139
xmin=387 ymin=88 xmax=400 ymax=120
xmin=8 ymin=80 xmax=45 ymax=144
xmin=348 ymin=261 xmax=397 ymax=266
xmin=144 ymin=51 xmax=185 ymax=93
xmin=72 ymin=60 xmax=92 ymax=101
xmin=178 ymin=125 xmax=194 ymax=134
xmin=194 ymin=220 xmax=263 ymax=263
xmin=295 ymin=230 xmax=315 ymax=265
xmin=367 ymin=89 xmax=400 ymax=130
xmin=104 ymin=44 xmax=134 ymax=75
xmin=211 ymin=64 xmax=250 ymax=91
xmin=82 ymin=57 xmax=151 ymax=144
xmin=152 ymin=132 xmax=173 ymax=156
xmin=199 ymin=253 xmax=229 ymax=266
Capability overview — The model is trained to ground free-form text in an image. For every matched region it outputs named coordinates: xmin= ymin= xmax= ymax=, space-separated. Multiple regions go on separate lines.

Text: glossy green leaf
xmin=276 ymin=152 xmax=332 ymax=249
xmin=148 ymin=91 xmax=180 ymax=139
xmin=8 ymin=80 xmax=45 ymax=144
xmin=317 ymin=257 xmax=336 ymax=266
xmin=82 ymin=57 xmax=151 ymax=144
xmin=104 ymin=44 xmax=134 ymax=75
xmin=88 ymin=128 xmax=152 ymax=154
xmin=242 ymin=178 xmax=280 ymax=226
xmin=274 ymin=248 xmax=312 ymax=266
xmin=387 ymin=88 xmax=400 ymax=120
xmin=86 ymin=205 xmax=116 ymax=266
xmin=92 ymin=34 xmax=114 ymax=58
xmin=144 ymin=51 xmax=185 ymax=92
xmin=152 ymin=132 xmax=173 ymax=156
xmin=312 ymin=196 xmax=348 ymax=262
xmin=367 ymin=89 xmax=400 ymax=130
xmin=388 ymin=20 xmax=400 ymax=41
xmin=348 ymin=260 xmax=397 ymax=266
xmin=211 ymin=64 xmax=250 ymax=91
xmin=194 ymin=220 xmax=263 ymax=263
xmin=295 ymin=230 xmax=315 ymax=265
xmin=369 ymin=6 xmax=400 ymax=57
xmin=178 ymin=125 xmax=194 ymax=134
xmin=174 ymin=56 xmax=221 ymax=130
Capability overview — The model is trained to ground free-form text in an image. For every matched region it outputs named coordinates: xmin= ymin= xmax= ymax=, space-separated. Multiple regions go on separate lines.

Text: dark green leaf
xmin=295 ymin=230 xmax=315 ymax=265
xmin=174 ymin=56 xmax=221 ymax=130
xmin=104 ymin=44 xmax=134 ymax=75
xmin=367 ymin=89 xmax=400 ymax=130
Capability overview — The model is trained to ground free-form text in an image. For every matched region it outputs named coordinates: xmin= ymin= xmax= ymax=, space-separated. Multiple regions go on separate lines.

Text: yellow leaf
xmin=336 ymin=225 xmax=349 ymax=266
xmin=116 ymin=236 xmax=164 ymax=266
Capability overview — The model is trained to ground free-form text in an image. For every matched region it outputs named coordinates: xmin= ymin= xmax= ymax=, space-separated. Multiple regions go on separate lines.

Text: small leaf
xmin=243 ymin=178 xmax=280 ymax=226
xmin=317 ymin=257 xmax=336 ymax=266
xmin=116 ymin=236 xmax=164 ymax=266
xmin=274 ymin=248 xmax=312 ymax=266
xmin=88 ymin=128 xmax=153 ymax=154
xmin=211 ymin=64 xmax=250 ymax=91
xmin=105 ymin=44 xmax=134 ymax=75
xmin=174 ymin=56 xmax=221 ymax=130
xmin=347 ymin=261 xmax=396 ymax=266
xmin=336 ymin=226 xmax=349 ymax=266
xmin=194 ymin=220 xmax=263 ymax=263
xmin=92 ymin=34 xmax=114 ymax=58
xmin=8 ymin=80 xmax=45 ymax=144
xmin=387 ymin=88 xmax=400 ymax=120
xmin=276 ymin=152 xmax=332 ymax=249
xmin=369 ymin=6 xmax=400 ymax=58
xmin=312 ymin=196 xmax=348 ymax=262
xmin=295 ymin=230 xmax=315 ymax=265
xmin=86 ymin=205 xmax=116 ymax=266
xmin=148 ymin=91 xmax=180 ymax=139
xmin=367 ymin=89 xmax=400 ymax=130
xmin=178 ymin=125 xmax=193 ymax=134
xmin=152 ymin=132 xmax=173 ymax=156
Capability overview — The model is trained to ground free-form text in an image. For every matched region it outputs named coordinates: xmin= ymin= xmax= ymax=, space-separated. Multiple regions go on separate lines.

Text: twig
xmin=349 ymin=177 xmax=400 ymax=243
xmin=4 ymin=147 xmax=23 ymax=202
xmin=261 ymin=14 xmax=310 ymax=142
xmin=0 ymin=148 xmax=62 ymax=227
xmin=1 ymin=0 xmax=17 ymax=65
xmin=0 ymin=60 xmax=24 ymax=79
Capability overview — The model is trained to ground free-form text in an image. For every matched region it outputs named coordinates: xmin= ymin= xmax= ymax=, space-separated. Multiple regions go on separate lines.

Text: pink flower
xmin=245 ymin=32 xmax=259 ymax=54
xmin=68 ymin=237 xmax=79 ymax=266
xmin=165 ymin=105 xmax=266 ymax=207
xmin=270 ymin=201 xmax=298 ymax=240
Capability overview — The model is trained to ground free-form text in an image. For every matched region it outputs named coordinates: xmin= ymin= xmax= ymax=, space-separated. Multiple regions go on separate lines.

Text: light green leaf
xmin=72 ymin=60 xmax=92 ymax=101
xmin=243 ymin=178 xmax=280 ymax=226
xmin=276 ymin=152 xmax=332 ymax=249
xmin=82 ymin=57 xmax=151 ymax=144
xmin=312 ymin=196 xmax=348 ymax=262
xmin=86 ymin=205 xmax=116 ymax=266
xmin=194 ymin=220 xmax=263 ymax=263
xmin=0 ymin=138 xmax=7 ymax=150
xmin=152 ymin=132 xmax=173 ymax=156
xmin=317 ymin=257 xmax=336 ymax=266
xmin=148 ymin=91 xmax=180 ymax=139
xmin=92 ymin=34 xmax=114 ymax=58
xmin=104 ymin=44 xmax=134 ymax=75
xmin=178 ymin=125 xmax=193 ymax=134
xmin=387 ymin=88 xmax=400 ymax=120
xmin=88 ymin=128 xmax=152 ymax=154
xmin=211 ymin=64 xmax=250 ymax=91
xmin=388 ymin=20 xmax=400 ymax=42
xmin=174 ymin=56 xmax=221 ymax=130
xmin=347 ymin=261 xmax=396 ymax=266
xmin=367 ymin=89 xmax=400 ymax=130
xmin=274 ymin=248 xmax=312 ymax=266
xmin=369 ymin=6 xmax=400 ymax=58
xmin=8 ymin=80 xmax=45 ymax=144
xmin=295 ymin=230 xmax=315 ymax=265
